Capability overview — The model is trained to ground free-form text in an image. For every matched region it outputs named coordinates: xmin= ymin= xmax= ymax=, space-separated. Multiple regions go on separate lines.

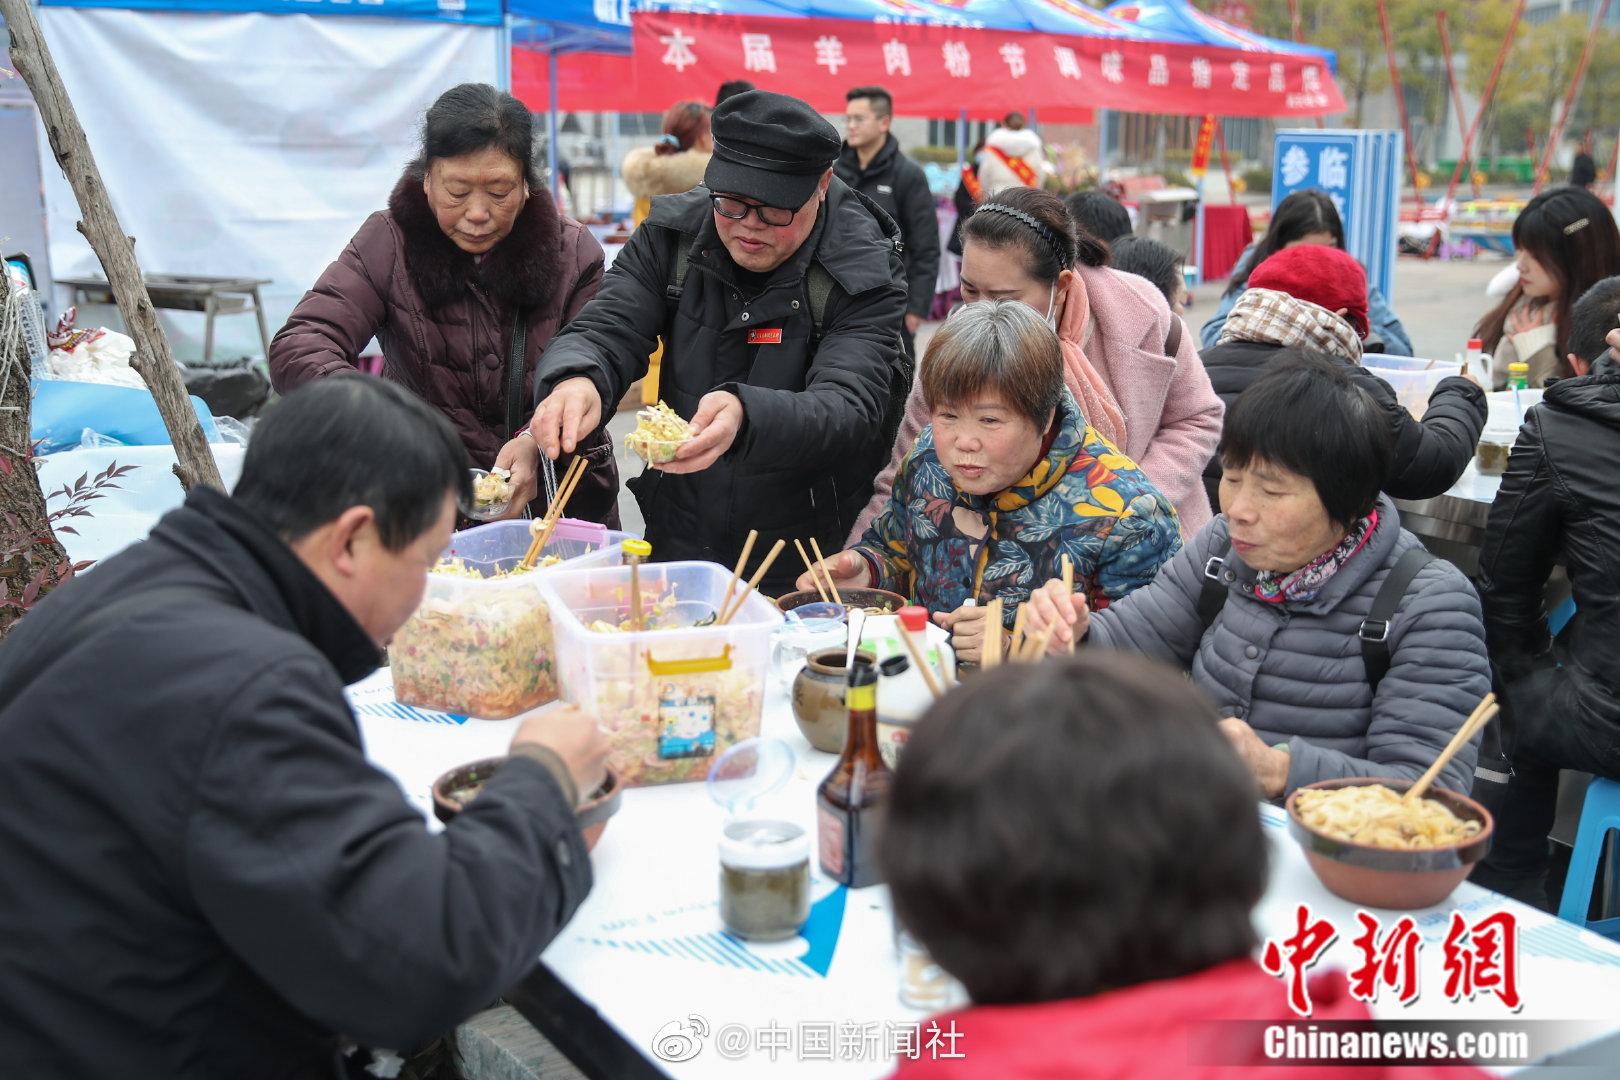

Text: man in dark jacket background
xmin=0 ymin=379 xmax=607 ymax=1078
xmin=1474 ymin=276 xmax=1620 ymax=909
xmin=531 ymin=90 xmax=908 ymax=593
xmin=836 ymin=85 xmax=941 ymax=357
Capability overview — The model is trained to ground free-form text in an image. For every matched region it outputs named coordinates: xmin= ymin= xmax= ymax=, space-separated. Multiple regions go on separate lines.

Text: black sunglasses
xmin=710 ymin=194 xmax=797 ymax=227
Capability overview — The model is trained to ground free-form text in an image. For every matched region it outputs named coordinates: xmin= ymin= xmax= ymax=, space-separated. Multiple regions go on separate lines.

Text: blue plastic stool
xmin=1558 ymin=776 xmax=1620 ymax=940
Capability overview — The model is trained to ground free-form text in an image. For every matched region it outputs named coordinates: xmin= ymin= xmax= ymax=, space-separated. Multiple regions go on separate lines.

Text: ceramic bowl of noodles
xmin=777 ymin=587 xmax=906 ymax=619
xmin=1285 ymin=777 xmax=1494 ymax=909
xmin=432 ymin=757 xmax=621 ymax=850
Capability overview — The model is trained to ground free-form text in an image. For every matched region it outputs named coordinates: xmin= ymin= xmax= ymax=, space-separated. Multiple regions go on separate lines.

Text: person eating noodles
xmin=1019 ymin=354 xmax=1491 ymax=798
xmin=802 ymin=300 xmax=1182 ymax=664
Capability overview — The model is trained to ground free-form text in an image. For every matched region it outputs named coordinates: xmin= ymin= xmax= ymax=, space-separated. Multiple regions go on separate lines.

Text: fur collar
xmin=386 ymin=169 xmax=561 ymax=313
xmin=622 ymin=145 xmax=712 ymax=200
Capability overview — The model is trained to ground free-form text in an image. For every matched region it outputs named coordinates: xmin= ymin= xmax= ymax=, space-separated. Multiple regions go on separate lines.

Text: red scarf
xmin=985 ymin=145 xmax=1038 ymax=187
xmin=961 ymin=162 xmax=983 ymax=203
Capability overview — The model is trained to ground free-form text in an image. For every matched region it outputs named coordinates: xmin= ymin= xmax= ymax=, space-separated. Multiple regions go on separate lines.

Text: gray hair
xmin=921 ymin=300 xmax=1064 ymax=427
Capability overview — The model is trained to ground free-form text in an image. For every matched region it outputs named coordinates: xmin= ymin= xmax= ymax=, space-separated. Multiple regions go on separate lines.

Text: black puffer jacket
xmin=835 ymin=134 xmax=941 ymax=319
xmin=1478 ymin=362 xmax=1620 ymax=762
xmin=0 ymin=489 xmax=591 ymax=1078
xmin=535 ymin=179 xmax=908 ymax=592
xmin=1200 ymin=340 xmax=1486 ymax=508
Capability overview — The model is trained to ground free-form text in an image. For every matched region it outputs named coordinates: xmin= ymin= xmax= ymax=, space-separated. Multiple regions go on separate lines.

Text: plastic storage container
xmin=1362 ymin=360 xmax=1452 ymax=421
xmin=540 ymin=561 xmax=785 ymax=786
xmin=1357 ymin=354 xmax=1436 ymax=372
xmin=391 ymin=519 xmax=631 ymax=720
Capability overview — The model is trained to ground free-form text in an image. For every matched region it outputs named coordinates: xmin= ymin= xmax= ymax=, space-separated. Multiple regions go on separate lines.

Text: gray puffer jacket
xmin=1089 ymin=497 xmax=1490 ymax=796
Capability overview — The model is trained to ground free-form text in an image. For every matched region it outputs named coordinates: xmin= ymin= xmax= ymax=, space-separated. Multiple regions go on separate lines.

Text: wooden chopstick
xmin=809 ymin=538 xmax=844 ymax=606
xmin=897 ymin=621 xmax=943 ymax=699
xmin=1019 ymin=623 xmax=1056 ymax=663
xmin=1404 ymin=693 xmax=1498 ymax=803
xmin=982 ymin=598 xmax=1003 ymax=668
xmin=522 ymin=455 xmax=585 ymax=564
xmin=719 ymin=539 xmax=786 ymax=624
xmin=1061 ymin=554 xmax=1076 ymax=654
xmin=522 ymin=456 xmax=588 ymax=568
xmin=794 ymin=539 xmax=829 ymax=603
xmin=1010 ymin=603 xmax=1029 ymax=662
xmin=721 ymin=529 xmax=759 ymax=619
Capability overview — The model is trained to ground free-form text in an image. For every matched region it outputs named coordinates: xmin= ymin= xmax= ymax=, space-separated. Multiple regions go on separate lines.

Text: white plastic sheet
xmin=34 ymin=443 xmax=246 ymax=566
xmin=35 ymin=8 xmax=499 ymax=360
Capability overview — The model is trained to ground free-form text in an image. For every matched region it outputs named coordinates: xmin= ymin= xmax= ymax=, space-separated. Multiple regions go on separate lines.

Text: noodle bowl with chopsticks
xmin=1293 ymin=783 xmax=1482 ymax=850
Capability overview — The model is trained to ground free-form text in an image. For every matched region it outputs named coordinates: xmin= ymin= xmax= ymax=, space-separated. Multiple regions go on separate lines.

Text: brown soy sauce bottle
xmin=816 ymin=659 xmax=893 ymax=888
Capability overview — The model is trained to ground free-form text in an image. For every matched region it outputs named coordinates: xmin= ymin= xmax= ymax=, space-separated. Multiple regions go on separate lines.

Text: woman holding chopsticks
xmin=1020 ymin=355 xmax=1493 ymax=801
xmin=800 ymin=300 xmax=1182 ymax=664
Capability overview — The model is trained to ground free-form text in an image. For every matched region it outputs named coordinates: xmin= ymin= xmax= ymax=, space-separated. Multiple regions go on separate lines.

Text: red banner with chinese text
xmin=1191 ymin=114 xmax=1217 ymax=178
xmin=630 ymin=12 xmax=1343 ymax=120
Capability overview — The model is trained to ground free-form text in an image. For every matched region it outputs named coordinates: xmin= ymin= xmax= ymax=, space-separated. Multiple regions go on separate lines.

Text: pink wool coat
xmin=851 ymin=264 xmax=1223 ymax=541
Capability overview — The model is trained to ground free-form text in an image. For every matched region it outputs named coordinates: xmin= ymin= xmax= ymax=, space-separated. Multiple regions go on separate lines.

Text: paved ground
xmin=604 ymin=253 xmax=1515 ymax=537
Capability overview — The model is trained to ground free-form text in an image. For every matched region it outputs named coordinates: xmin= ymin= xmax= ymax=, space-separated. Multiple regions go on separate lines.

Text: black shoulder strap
xmin=1165 ymin=313 xmax=1184 ymax=358
xmin=668 ymin=235 xmax=694 ymax=301
xmin=670 ymin=234 xmax=835 ymax=342
xmin=805 ymin=262 xmax=835 ymax=343
xmin=1196 ymin=538 xmax=1433 ymax=695
xmin=1359 ymin=546 xmax=1435 ymax=694
xmin=504 ymin=309 xmax=529 ymax=440
xmin=1196 ymin=540 xmax=1230 ymax=631
xmin=0 ymin=585 xmax=223 ymax=716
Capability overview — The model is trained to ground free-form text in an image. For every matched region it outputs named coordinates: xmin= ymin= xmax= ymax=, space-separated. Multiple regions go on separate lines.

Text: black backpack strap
xmin=1359 ymin=546 xmax=1435 ymax=694
xmin=805 ymin=262 xmax=835 ymax=344
xmin=0 ymin=585 xmax=224 ymax=716
xmin=666 ymin=234 xmax=696 ymax=304
xmin=1196 ymin=540 xmax=1231 ymax=631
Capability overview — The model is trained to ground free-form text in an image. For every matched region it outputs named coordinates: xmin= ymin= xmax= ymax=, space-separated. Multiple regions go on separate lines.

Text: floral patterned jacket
xmin=854 ymin=390 xmax=1183 ymax=620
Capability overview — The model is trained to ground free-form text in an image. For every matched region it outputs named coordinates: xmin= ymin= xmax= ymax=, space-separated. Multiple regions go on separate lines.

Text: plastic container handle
xmin=548 ymin=518 xmax=608 ymax=544
xmin=646 ymin=646 xmax=734 ymax=676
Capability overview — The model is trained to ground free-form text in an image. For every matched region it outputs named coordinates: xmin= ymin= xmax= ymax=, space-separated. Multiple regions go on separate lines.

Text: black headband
xmin=972 ymin=202 xmax=1074 ymax=270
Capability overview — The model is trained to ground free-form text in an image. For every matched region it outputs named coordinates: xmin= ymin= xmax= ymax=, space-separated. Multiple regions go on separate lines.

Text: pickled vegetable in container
xmin=391 ymin=519 xmax=631 ymax=719
xmin=539 ymin=561 xmax=784 ymax=786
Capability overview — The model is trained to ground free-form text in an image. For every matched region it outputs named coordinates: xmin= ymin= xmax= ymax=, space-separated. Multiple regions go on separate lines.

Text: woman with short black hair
xmin=883 ymin=654 xmax=1265 ymax=1007
xmin=1022 ymin=353 xmax=1492 ymax=800
xmin=270 ymin=83 xmax=618 ymax=524
xmin=880 ymin=654 xmax=1490 ymax=1079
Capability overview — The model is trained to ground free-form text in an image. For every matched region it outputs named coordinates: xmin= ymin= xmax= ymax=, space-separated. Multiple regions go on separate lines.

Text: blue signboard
xmin=1272 ymin=129 xmax=1402 ymax=302
xmin=39 ymin=0 xmax=502 ymax=26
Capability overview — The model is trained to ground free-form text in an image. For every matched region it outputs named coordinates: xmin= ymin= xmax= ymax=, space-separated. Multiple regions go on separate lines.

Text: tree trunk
xmin=0 ymin=298 xmax=69 ymax=641
xmin=0 ymin=0 xmax=221 ymax=493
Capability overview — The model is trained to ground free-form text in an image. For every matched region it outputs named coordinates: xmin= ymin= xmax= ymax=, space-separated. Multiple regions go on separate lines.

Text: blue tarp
xmin=39 ymin=0 xmax=502 ymax=26
xmin=1105 ymin=0 xmax=1336 ymax=71
xmin=31 ymin=380 xmax=221 ymax=454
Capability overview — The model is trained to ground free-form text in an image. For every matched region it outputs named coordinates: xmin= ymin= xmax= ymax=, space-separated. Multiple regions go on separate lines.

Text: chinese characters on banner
xmin=1272 ymin=130 xmax=1403 ymax=300
xmin=1191 ymin=115 xmax=1218 ymax=181
xmin=1261 ymin=904 xmax=1523 ymax=1018
xmin=636 ymin=13 xmax=1343 ymax=119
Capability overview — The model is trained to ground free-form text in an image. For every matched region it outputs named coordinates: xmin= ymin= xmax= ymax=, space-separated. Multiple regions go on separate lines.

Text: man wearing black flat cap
xmin=529 ymin=89 xmax=908 ymax=592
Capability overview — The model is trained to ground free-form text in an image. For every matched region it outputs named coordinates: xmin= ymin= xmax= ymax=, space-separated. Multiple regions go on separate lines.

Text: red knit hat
xmin=1247 ymin=244 xmax=1370 ymax=339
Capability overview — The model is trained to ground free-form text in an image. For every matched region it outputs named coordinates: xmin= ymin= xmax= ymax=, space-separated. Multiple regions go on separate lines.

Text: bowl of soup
xmin=432 ymin=756 xmax=621 ymax=850
xmin=1285 ymin=776 xmax=1493 ymax=909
